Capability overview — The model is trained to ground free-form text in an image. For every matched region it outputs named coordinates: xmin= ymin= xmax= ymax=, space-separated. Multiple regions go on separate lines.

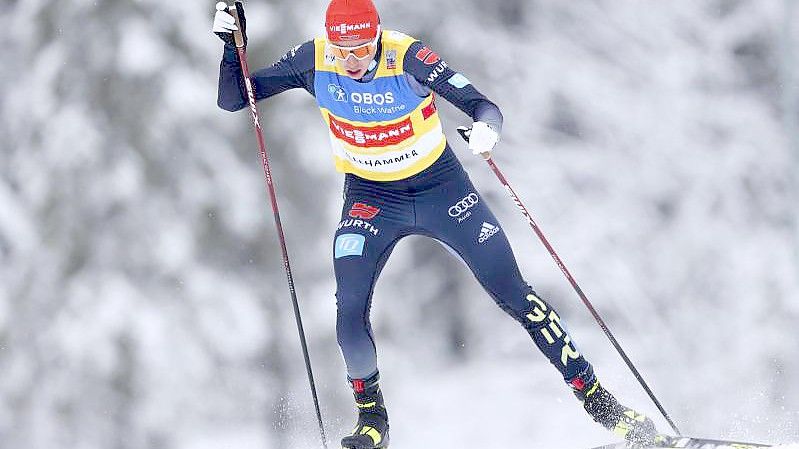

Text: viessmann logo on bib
xmin=329 ymin=115 xmax=414 ymax=147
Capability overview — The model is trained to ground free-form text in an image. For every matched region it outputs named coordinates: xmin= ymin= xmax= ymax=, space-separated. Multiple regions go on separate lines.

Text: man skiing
xmin=214 ymin=0 xmax=662 ymax=448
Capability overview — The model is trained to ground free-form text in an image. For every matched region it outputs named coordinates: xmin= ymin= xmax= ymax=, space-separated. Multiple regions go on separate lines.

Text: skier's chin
xmin=345 ymin=68 xmax=366 ymax=79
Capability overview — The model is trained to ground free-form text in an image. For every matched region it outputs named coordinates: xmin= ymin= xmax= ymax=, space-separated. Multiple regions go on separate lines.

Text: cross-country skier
xmin=214 ymin=1 xmax=663 ymax=447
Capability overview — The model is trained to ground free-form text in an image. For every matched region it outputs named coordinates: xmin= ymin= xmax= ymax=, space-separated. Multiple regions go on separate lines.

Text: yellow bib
xmin=313 ymin=30 xmax=447 ymax=181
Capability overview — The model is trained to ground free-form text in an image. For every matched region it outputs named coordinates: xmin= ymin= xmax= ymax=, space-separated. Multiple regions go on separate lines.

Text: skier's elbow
xmin=473 ymin=99 xmax=504 ymax=133
xmin=484 ymin=99 xmax=503 ymax=120
xmin=492 ymin=103 xmax=504 ymax=127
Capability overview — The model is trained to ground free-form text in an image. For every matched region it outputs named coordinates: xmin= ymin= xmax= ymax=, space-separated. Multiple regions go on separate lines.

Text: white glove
xmin=467 ymin=121 xmax=499 ymax=158
xmin=213 ymin=2 xmax=238 ymax=37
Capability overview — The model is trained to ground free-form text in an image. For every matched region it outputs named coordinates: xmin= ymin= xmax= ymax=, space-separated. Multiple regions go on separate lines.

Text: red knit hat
xmin=325 ymin=0 xmax=380 ymax=42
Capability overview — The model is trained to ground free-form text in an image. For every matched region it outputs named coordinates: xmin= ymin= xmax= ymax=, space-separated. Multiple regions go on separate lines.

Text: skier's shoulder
xmin=397 ymin=36 xmax=449 ymax=86
xmin=380 ymin=29 xmax=417 ymax=48
xmin=277 ymin=39 xmax=316 ymax=71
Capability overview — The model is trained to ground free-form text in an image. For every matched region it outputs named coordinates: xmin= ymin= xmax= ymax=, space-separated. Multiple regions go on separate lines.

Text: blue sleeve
xmin=403 ymin=41 xmax=503 ymax=133
xmin=217 ymin=41 xmax=316 ymax=112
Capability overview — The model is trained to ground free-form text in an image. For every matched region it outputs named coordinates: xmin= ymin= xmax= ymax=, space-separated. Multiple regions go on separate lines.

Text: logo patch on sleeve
xmin=447 ymin=73 xmax=471 ymax=88
xmin=415 ymin=46 xmax=440 ymax=65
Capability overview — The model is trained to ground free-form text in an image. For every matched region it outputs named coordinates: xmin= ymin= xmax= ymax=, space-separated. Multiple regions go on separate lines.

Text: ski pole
xmin=224 ymin=3 xmax=328 ymax=447
xmin=457 ymin=127 xmax=681 ymax=436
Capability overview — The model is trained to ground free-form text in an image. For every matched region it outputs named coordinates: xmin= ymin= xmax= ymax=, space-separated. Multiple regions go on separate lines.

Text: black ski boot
xmin=341 ymin=372 xmax=389 ymax=449
xmin=569 ymin=373 xmax=660 ymax=447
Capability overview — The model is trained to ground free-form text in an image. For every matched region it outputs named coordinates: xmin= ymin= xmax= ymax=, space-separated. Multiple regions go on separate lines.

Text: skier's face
xmin=330 ymin=36 xmax=378 ymax=79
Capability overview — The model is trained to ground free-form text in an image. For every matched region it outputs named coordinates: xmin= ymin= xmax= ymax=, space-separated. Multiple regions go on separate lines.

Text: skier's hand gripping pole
xmin=219 ymin=2 xmax=328 ymax=447
xmin=457 ymin=126 xmax=681 ymax=436
xmin=457 ymin=124 xmax=495 ymax=160
xmin=213 ymin=2 xmax=247 ymax=47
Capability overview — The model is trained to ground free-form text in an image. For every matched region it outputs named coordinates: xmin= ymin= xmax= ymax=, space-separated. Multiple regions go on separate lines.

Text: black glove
xmin=213 ymin=1 xmax=247 ymax=48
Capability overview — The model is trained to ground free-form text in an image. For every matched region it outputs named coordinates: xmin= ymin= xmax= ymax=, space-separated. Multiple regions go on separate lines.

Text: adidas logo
xmin=478 ymin=222 xmax=499 ymax=243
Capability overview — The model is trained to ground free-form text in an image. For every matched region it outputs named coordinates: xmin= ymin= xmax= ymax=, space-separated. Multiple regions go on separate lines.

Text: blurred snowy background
xmin=1 ymin=0 xmax=798 ymax=448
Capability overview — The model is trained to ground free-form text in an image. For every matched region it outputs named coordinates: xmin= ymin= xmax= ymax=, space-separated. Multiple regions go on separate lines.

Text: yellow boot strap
xmin=359 ymin=426 xmax=382 ymax=445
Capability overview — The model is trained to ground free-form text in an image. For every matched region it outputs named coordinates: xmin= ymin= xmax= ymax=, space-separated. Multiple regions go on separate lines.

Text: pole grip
xmin=229 ymin=2 xmax=246 ymax=48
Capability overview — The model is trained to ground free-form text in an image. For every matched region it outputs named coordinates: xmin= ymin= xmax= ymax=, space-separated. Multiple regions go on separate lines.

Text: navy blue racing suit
xmin=218 ymin=39 xmax=596 ymax=388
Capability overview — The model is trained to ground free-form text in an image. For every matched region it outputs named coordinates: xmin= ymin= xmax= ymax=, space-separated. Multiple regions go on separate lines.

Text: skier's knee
xmin=335 ymin=292 xmax=373 ymax=339
xmin=336 ymin=291 xmax=371 ymax=319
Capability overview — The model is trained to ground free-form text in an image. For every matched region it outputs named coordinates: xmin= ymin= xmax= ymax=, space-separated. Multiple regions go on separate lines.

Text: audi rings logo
xmin=448 ymin=193 xmax=479 ymax=222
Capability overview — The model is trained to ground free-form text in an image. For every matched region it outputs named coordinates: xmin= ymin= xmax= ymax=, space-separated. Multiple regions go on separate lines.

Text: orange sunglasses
xmin=328 ymin=27 xmax=381 ymax=60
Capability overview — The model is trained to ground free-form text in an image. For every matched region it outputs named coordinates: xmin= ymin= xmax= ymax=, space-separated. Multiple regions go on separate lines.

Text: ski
xmin=590 ymin=435 xmax=773 ymax=449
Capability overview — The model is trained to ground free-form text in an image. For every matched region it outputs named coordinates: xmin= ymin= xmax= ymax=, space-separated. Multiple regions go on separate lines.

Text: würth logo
xmin=415 ymin=47 xmax=440 ymax=65
xmin=349 ymin=203 xmax=380 ymax=220
xmin=330 ymin=22 xmax=372 ymax=35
